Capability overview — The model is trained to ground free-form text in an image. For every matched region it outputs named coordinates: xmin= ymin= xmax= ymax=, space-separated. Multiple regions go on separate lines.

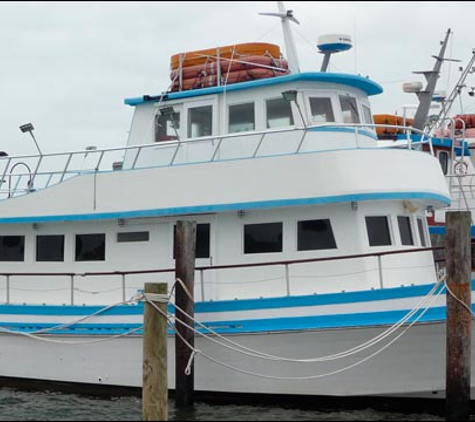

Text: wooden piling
xmin=445 ymin=211 xmax=472 ymax=421
xmin=174 ymin=220 xmax=197 ymax=408
xmin=143 ymin=282 xmax=168 ymax=421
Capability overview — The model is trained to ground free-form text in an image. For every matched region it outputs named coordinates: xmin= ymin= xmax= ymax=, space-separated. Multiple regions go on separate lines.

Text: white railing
xmin=0 ymin=122 xmax=433 ymax=199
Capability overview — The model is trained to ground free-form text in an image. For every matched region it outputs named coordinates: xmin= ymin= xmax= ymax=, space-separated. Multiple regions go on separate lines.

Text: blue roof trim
xmin=0 ymin=191 xmax=451 ymax=224
xmin=124 ymin=72 xmax=383 ymax=106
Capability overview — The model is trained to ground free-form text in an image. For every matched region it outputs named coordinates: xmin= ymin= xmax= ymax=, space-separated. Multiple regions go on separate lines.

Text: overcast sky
xmin=1 ymin=1 xmax=474 ymax=156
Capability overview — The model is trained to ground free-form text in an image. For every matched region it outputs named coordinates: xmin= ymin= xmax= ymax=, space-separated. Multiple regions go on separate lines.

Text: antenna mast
xmin=259 ymin=1 xmax=301 ymax=74
xmin=411 ymin=29 xmax=454 ymax=131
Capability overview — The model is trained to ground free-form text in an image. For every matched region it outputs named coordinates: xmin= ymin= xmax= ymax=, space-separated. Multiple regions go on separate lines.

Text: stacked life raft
xmin=373 ymin=114 xmax=414 ymax=140
xmin=169 ymin=42 xmax=290 ymax=92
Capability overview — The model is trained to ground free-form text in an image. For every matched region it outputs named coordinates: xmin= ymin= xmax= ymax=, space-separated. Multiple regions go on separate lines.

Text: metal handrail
xmin=0 ymin=122 xmax=434 ymax=198
xmin=0 ymin=245 xmax=444 ymax=305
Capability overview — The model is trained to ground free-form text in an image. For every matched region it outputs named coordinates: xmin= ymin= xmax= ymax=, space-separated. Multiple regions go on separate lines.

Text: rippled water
xmin=0 ymin=388 xmax=456 ymax=421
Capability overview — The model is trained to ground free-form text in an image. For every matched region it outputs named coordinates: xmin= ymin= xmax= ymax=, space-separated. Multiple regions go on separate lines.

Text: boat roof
xmin=124 ymin=72 xmax=384 ymax=107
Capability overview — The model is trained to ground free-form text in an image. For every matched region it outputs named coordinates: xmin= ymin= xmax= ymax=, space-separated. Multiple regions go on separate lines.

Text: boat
xmin=0 ymin=1 xmax=462 ymax=404
xmin=373 ymin=31 xmax=475 ymax=269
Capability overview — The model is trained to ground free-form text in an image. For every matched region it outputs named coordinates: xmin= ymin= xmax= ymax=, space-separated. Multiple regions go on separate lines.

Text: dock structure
xmin=445 ymin=211 xmax=472 ymax=421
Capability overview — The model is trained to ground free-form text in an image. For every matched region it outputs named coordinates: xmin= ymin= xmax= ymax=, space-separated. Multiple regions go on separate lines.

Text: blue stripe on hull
xmin=0 ymin=282 xmax=454 ymax=316
xmin=0 ymin=282 xmax=457 ymax=335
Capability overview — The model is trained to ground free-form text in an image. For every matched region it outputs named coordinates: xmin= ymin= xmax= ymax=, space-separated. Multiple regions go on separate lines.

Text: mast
xmin=411 ymin=29 xmax=453 ymax=131
xmin=429 ymin=48 xmax=475 ymax=132
xmin=259 ymin=1 xmax=301 ymax=74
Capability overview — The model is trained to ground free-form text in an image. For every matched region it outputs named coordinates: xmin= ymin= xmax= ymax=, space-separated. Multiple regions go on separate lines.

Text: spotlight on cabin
xmin=282 ymin=90 xmax=298 ymax=103
xmin=159 ymin=107 xmax=176 ymax=117
xmin=19 ymin=122 xmax=42 ymax=156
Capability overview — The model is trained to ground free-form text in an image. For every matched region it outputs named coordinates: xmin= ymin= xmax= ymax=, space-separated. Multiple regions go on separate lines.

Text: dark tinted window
xmin=397 ymin=216 xmax=414 ymax=246
xmin=0 ymin=236 xmax=24 ymax=261
xmin=417 ymin=218 xmax=427 ymax=247
xmin=117 ymin=232 xmax=149 ymax=243
xmin=36 ymin=235 xmax=64 ymax=262
xmin=75 ymin=234 xmax=105 ymax=261
xmin=438 ymin=151 xmax=449 ymax=175
xmin=244 ymin=223 xmax=283 ymax=254
xmin=366 ymin=216 xmax=392 ymax=247
xmin=298 ymin=219 xmax=337 ymax=251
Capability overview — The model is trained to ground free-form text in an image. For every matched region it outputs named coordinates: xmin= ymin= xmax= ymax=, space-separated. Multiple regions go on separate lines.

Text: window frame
xmin=365 ymin=216 xmax=392 ymax=247
xmin=244 ymin=222 xmax=284 ymax=255
xmin=228 ymin=102 xmax=256 ymax=134
xmin=265 ymin=97 xmax=294 ymax=129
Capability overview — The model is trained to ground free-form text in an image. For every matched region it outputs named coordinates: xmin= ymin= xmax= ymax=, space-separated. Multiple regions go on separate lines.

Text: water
xmin=0 ymin=388 xmax=453 ymax=421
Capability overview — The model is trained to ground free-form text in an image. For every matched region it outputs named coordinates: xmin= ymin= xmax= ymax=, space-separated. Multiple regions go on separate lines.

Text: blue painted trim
xmin=0 ymin=191 xmax=451 ymax=224
xmin=0 ymin=283 xmax=445 ymax=317
xmin=0 ymin=306 xmax=449 ymax=336
xmin=308 ymin=126 xmax=378 ymax=140
xmin=124 ymin=72 xmax=383 ymax=106
xmin=318 ymin=43 xmax=352 ymax=53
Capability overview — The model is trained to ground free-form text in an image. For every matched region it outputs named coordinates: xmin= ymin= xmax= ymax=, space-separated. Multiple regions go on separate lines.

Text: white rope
xmin=0 ymin=325 xmax=142 ymax=345
xmin=443 ymin=278 xmax=475 ymax=318
xmin=150 ymin=284 xmax=443 ymax=381
xmin=167 ymin=277 xmax=445 ymax=364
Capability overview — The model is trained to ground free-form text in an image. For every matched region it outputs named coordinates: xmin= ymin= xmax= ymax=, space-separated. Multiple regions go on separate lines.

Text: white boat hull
xmin=0 ymin=320 xmax=462 ymax=400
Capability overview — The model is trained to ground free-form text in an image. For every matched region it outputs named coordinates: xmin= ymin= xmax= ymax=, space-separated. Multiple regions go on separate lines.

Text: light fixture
xmin=282 ymin=90 xmax=298 ymax=103
xmin=159 ymin=107 xmax=176 ymax=117
xmin=351 ymin=201 xmax=358 ymax=211
xmin=237 ymin=210 xmax=246 ymax=218
xmin=282 ymin=90 xmax=307 ymax=128
xmin=19 ymin=122 xmax=42 ymax=156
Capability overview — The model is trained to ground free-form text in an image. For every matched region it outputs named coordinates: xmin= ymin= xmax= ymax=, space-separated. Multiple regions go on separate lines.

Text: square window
xmin=244 ymin=222 xmax=283 ymax=254
xmin=0 ymin=236 xmax=24 ymax=262
xmin=366 ymin=216 xmax=392 ymax=246
xmin=37 ymin=235 xmax=65 ymax=262
xmin=298 ymin=219 xmax=337 ymax=251
xmin=75 ymin=234 xmax=105 ymax=261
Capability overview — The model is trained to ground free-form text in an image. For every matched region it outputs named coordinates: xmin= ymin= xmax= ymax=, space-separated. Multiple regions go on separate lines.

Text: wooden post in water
xmin=143 ymin=282 xmax=168 ymax=421
xmin=175 ymin=220 xmax=197 ymax=408
xmin=446 ymin=211 xmax=472 ymax=421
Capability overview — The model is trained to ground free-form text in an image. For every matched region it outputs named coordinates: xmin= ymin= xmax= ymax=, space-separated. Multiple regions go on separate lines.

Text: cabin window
xmin=75 ymin=234 xmax=106 ymax=261
xmin=397 ymin=216 xmax=414 ymax=246
xmin=309 ymin=97 xmax=335 ymax=123
xmin=438 ymin=151 xmax=449 ymax=175
xmin=417 ymin=218 xmax=427 ymax=247
xmin=339 ymin=95 xmax=360 ymax=124
xmin=362 ymin=104 xmax=373 ymax=125
xmin=188 ymin=105 xmax=212 ymax=138
xmin=117 ymin=232 xmax=150 ymax=243
xmin=266 ymin=98 xmax=294 ymax=128
xmin=36 ymin=235 xmax=64 ymax=262
xmin=155 ymin=111 xmax=180 ymax=142
xmin=297 ymin=219 xmax=337 ymax=251
xmin=0 ymin=235 xmax=24 ymax=262
xmin=366 ymin=216 xmax=392 ymax=246
xmin=244 ymin=222 xmax=283 ymax=254
xmin=229 ymin=103 xmax=255 ymax=133
xmin=173 ymin=223 xmax=210 ymax=259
